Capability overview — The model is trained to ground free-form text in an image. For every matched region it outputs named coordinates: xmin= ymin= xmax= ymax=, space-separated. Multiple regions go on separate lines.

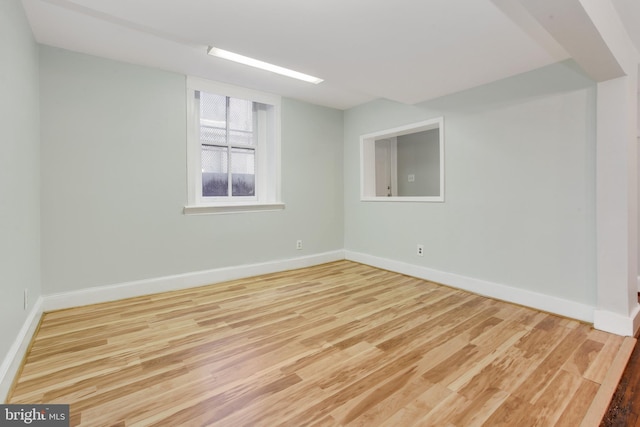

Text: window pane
xmin=199 ymin=92 xmax=227 ymax=145
xmin=201 ymin=125 xmax=226 ymax=145
xmin=200 ymin=92 xmax=226 ymax=122
xmin=202 ymin=145 xmax=228 ymax=197
xmin=231 ymin=148 xmax=255 ymax=196
xmin=228 ymin=98 xmax=254 ymax=146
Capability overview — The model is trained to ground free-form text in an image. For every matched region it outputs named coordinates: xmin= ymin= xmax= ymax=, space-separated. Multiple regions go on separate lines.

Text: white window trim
xmin=184 ymin=76 xmax=284 ymax=215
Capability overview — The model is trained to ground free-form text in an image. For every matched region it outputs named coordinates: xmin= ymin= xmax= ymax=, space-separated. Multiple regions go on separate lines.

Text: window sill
xmin=360 ymin=196 xmax=444 ymax=202
xmin=183 ymin=202 xmax=285 ymax=215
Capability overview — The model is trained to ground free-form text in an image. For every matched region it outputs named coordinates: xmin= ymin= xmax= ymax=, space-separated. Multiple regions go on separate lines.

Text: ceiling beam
xmin=518 ymin=0 xmax=634 ymax=81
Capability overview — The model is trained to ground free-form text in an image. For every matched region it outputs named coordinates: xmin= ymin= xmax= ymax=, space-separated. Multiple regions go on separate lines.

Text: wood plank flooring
xmin=601 ymin=338 xmax=640 ymax=426
xmin=7 ymin=261 xmax=634 ymax=426
xmin=601 ymin=294 xmax=640 ymax=427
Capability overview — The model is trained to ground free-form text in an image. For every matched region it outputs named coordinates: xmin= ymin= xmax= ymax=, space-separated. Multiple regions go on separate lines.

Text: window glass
xmin=197 ymin=92 xmax=258 ymax=198
xmin=202 ymin=145 xmax=228 ymax=197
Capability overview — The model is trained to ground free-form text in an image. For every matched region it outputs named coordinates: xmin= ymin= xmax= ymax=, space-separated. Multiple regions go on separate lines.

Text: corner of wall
xmin=2 ymin=250 xmax=345 ymax=401
xmin=0 ymin=297 xmax=44 ymax=403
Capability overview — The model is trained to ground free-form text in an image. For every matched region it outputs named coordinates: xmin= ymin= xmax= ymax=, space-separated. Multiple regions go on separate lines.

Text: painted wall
xmin=0 ymin=0 xmax=41 ymax=378
xmin=344 ymin=60 xmax=597 ymax=306
xmin=397 ymin=129 xmax=440 ymax=197
xmin=40 ymin=46 xmax=344 ymax=293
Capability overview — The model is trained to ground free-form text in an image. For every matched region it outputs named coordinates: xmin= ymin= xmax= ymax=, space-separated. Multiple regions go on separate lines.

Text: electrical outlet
xmin=296 ymin=240 xmax=303 ymax=250
xmin=417 ymin=244 xmax=424 ymax=257
xmin=24 ymin=289 xmax=28 ymax=310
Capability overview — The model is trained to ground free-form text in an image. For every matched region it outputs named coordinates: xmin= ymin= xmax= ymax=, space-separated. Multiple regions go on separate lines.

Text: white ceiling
xmin=612 ymin=0 xmax=640 ymax=56
xmin=19 ymin=0 xmax=640 ymax=110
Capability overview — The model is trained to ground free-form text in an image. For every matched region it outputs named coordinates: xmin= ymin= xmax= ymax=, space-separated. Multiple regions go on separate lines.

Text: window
xmin=184 ymin=77 xmax=283 ymax=214
xmin=360 ymin=117 xmax=444 ymax=202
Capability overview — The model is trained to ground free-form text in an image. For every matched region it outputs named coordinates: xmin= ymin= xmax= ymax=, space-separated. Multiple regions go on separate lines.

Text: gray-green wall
xmin=40 ymin=46 xmax=344 ymax=293
xmin=397 ymin=129 xmax=440 ymax=197
xmin=344 ymin=61 xmax=597 ymax=305
xmin=0 ymin=0 xmax=41 ymax=376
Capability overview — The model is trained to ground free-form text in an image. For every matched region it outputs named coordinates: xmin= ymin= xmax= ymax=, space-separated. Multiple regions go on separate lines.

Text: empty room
xmin=2 ymin=0 xmax=640 ymax=425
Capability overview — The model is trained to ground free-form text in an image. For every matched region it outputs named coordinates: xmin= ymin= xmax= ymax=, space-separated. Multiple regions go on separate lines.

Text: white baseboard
xmin=345 ymin=250 xmax=595 ymax=323
xmin=43 ymin=250 xmax=345 ymax=312
xmin=593 ymin=305 xmax=640 ymax=336
xmin=0 ymin=296 xmax=44 ymax=403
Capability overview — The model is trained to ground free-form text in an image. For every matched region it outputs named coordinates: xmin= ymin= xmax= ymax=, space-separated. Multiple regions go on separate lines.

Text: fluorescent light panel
xmin=207 ymin=46 xmax=323 ymax=84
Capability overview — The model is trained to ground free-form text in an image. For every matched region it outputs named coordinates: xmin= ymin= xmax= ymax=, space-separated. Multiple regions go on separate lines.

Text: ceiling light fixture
xmin=207 ymin=46 xmax=323 ymax=84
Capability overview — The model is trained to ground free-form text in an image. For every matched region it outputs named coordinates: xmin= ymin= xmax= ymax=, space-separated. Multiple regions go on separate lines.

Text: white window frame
xmin=360 ymin=117 xmax=445 ymax=202
xmin=184 ymin=76 xmax=284 ymax=214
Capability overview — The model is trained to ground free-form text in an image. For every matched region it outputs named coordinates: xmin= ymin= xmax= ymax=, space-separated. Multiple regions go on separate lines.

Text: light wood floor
xmin=7 ymin=261 xmax=635 ymax=426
